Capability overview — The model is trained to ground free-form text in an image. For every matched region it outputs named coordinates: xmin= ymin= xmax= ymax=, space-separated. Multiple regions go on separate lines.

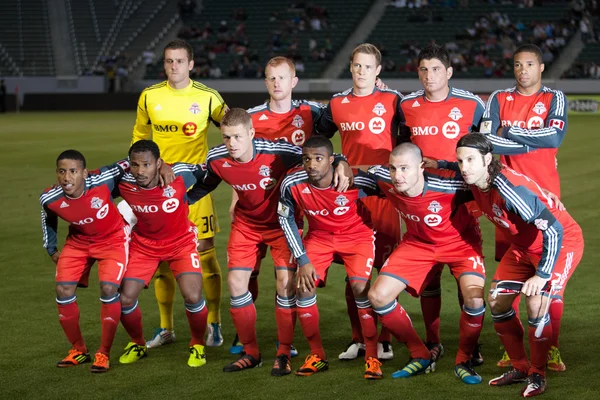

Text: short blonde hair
xmin=350 ymin=43 xmax=381 ymax=66
xmin=265 ymin=56 xmax=296 ymax=76
xmin=221 ymin=107 xmax=253 ymax=130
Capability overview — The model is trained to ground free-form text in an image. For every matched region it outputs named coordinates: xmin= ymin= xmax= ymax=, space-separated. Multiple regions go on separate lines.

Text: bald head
xmin=390 ymin=142 xmax=423 ymax=163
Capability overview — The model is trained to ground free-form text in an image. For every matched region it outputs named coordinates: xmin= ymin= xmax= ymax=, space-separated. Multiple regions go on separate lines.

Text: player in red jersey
xmin=40 ymin=150 xmax=131 ymax=373
xmin=360 ymin=143 xmax=485 ymax=383
xmin=316 ymin=43 xmax=407 ymax=361
xmin=480 ymin=44 xmax=569 ymax=370
xmin=115 ymin=140 xmax=210 ymax=368
xmin=278 ymin=136 xmax=382 ymax=379
xmin=227 ymin=56 xmax=324 ymax=355
xmin=186 ymin=108 xmax=351 ymax=376
xmin=453 ymin=133 xmax=583 ymax=397
xmin=400 ymin=44 xmax=486 ymax=365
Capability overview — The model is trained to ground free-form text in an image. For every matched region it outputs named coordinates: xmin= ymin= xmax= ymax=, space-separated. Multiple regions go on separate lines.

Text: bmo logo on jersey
xmin=131 ymin=204 xmax=159 ymax=213
xmin=333 ymin=206 xmax=350 ymax=215
xmin=96 ymin=204 xmax=110 ymax=220
xmin=423 ymin=214 xmax=442 ymax=227
xmin=399 ymin=211 xmax=420 ymax=221
xmin=501 ymin=117 xmax=544 ymax=129
xmin=292 ymin=130 xmax=306 ymax=145
xmin=340 ymin=121 xmax=365 ymax=131
xmin=305 ymin=209 xmax=330 ymax=216
xmin=73 ymin=217 xmax=94 ymax=226
xmin=442 ymin=121 xmax=460 ymax=139
xmin=162 ymin=198 xmax=180 ymax=213
xmin=232 ymin=183 xmax=257 ymax=191
xmin=369 ymin=117 xmax=386 ymax=134
xmin=412 ymin=126 xmax=438 ymax=136
xmin=259 ymin=177 xmax=278 ymax=190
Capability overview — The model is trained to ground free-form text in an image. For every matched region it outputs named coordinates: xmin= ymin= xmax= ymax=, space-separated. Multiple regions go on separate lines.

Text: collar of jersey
xmin=421 ymin=86 xmax=452 ymax=103
xmin=166 ymin=80 xmax=194 ymax=95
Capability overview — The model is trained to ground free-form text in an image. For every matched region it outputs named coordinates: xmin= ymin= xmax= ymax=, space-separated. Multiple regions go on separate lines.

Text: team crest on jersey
xmin=189 ymin=102 xmax=201 ymax=114
xmin=448 ymin=107 xmax=463 ymax=121
xmin=427 ymin=200 xmax=443 ymax=214
xmin=163 ymin=185 xmax=176 ymax=198
xmin=259 ymin=165 xmax=272 ymax=177
xmin=334 ymin=195 xmax=349 ymax=207
xmin=372 ymin=103 xmax=387 ymax=116
xmin=533 ymin=102 xmax=547 ymax=115
xmin=292 ymin=115 xmax=304 ymax=128
xmin=492 ymin=203 xmax=503 ymax=217
xmin=90 ymin=197 xmax=103 ymax=209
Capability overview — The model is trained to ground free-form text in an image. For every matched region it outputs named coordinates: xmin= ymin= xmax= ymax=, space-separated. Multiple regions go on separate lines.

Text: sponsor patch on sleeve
xmin=277 ymin=202 xmax=289 ymax=217
xmin=480 ymin=120 xmax=492 ymax=134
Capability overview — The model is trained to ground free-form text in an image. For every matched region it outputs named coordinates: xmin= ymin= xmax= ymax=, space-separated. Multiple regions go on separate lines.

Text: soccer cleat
xmin=295 ymin=354 xmax=329 ymax=376
xmin=497 ymin=349 xmax=512 ymax=368
xmin=547 ymin=346 xmax=566 ymax=372
xmin=146 ymin=328 xmax=175 ymax=349
xmin=119 ymin=342 xmax=147 ymax=364
xmin=223 ymin=353 xmax=262 ymax=372
xmin=378 ymin=341 xmax=394 ymax=360
xmin=521 ymin=373 xmax=547 ymax=397
xmin=91 ymin=352 xmax=110 ymax=373
xmin=206 ymin=323 xmax=223 ymax=347
xmin=454 ymin=361 xmax=482 ymax=384
xmin=488 ymin=367 xmax=528 ymax=386
xmin=57 ymin=349 xmax=91 ymax=367
xmin=275 ymin=341 xmax=299 ymax=358
xmin=271 ymin=354 xmax=292 ymax=377
xmin=364 ymin=357 xmax=383 ymax=380
xmin=338 ymin=341 xmax=365 ymax=360
xmin=425 ymin=342 xmax=445 ymax=362
xmin=391 ymin=357 xmax=435 ymax=378
xmin=229 ymin=334 xmax=243 ymax=355
xmin=188 ymin=344 xmax=207 ymax=367
xmin=471 ymin=342 xmax=484 ymax=367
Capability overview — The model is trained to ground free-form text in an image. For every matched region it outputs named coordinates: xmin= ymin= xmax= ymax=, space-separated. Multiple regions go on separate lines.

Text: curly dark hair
xmin=456 ymin=133 xmax=502 ymax=186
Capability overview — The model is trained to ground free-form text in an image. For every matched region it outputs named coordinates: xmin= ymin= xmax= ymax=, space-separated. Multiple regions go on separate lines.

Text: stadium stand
xmin=144 ymin=0 xmax=375 ymax=79
xmin=0 ymin=0 xmax=55 ymax=76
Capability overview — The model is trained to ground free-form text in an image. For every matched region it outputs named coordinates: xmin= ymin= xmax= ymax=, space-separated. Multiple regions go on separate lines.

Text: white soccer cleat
xmin=378 ymin=341 xmax=394 ymax=360
xmin=338 ymin=341 xmax=366 ymax=360
xmin=206 ymin=322 xmax=224 ymax=347
xmin=146 ymin=328 xmax=175 ymax=349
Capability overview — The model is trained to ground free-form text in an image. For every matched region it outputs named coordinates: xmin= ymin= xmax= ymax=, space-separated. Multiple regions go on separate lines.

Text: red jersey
xmin=118 ymin=163 xmax=204 ymax=241
xmin=481 ymin=86 xmax=567 ymax=196
xmin=248 ymin=100 xmax=324 ymax=145
xmin=278 ymin=168 xmax=378 ymax=265
xmin=361 ymin=165 xmax=481 ymax=247
xmin=188 ymin=138 xmax=313 ymax=228
xmin=469 ymin=166 xmax=580 ymax=279
xmin=401 ymin=87 xmax=485 ymax=162
xmin=316 ymin=87 xmax=407 ymax=165
xmin=40 ymin=160 xmax=130 ymax=255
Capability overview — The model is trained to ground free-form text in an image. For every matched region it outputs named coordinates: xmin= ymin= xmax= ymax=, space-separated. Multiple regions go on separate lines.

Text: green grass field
xmin=0 ymin=111 xmax=598 ymax=400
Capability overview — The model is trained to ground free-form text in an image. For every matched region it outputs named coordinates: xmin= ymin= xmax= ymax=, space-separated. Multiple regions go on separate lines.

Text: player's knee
xmin=350 ymin=281 xmax=369 ymax=298
xmin=463 ymin=295 xmax=484 ymax=310
xmin=100 ymin=283 xmax=118 ymax=298
xmin=183 ymin=291 xmax=202 ymax=306
xmin=368 ymin=287 xmax=386 ymax=308
xmin=56 ymin=284 xmax=76 ymax=299
xmin=487 ymin=293 xmax=511 ymax=314
xmin=197 ymin=238 xmax=214 ymax=252
xmin=526 ymin=296 xmax=545 ymax=318
xmin=227 ymin=272 xmax=249 ymax=296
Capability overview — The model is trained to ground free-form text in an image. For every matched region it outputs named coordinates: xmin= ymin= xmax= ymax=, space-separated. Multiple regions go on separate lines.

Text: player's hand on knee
xmin=297 ymin=263 xmax=317 ymax=293
xmin=158 ymin=161 xmax=175 ymax=186
xmin=521 ymin=275 xmax=547 ymax=297
xmin=50 ymin=251 xmax=61 ymax=265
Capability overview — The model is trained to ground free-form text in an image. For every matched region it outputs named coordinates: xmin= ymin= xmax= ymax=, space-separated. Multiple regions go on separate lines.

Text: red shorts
xmin=56 ymin=226 xmax=131 ymax=287
xmin=358 ymin=196 xmax=402 ymax=268
xmin=227 ymin=221 xmax=295 ymax=271
xmin=304 ymin=229 xmax=376 ymax=287
xmin=379 ymin=238 xmax=485 ymax=298
xmin=493 ymin=239 xmax=584 ymax=299
xmin=125 ymin=227 xmax=202 ymax=286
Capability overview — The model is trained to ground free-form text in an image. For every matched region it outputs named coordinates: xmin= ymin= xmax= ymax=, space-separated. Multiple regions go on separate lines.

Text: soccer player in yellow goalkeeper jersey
xmin=129 ymin=39 xmax=227 ymax=348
